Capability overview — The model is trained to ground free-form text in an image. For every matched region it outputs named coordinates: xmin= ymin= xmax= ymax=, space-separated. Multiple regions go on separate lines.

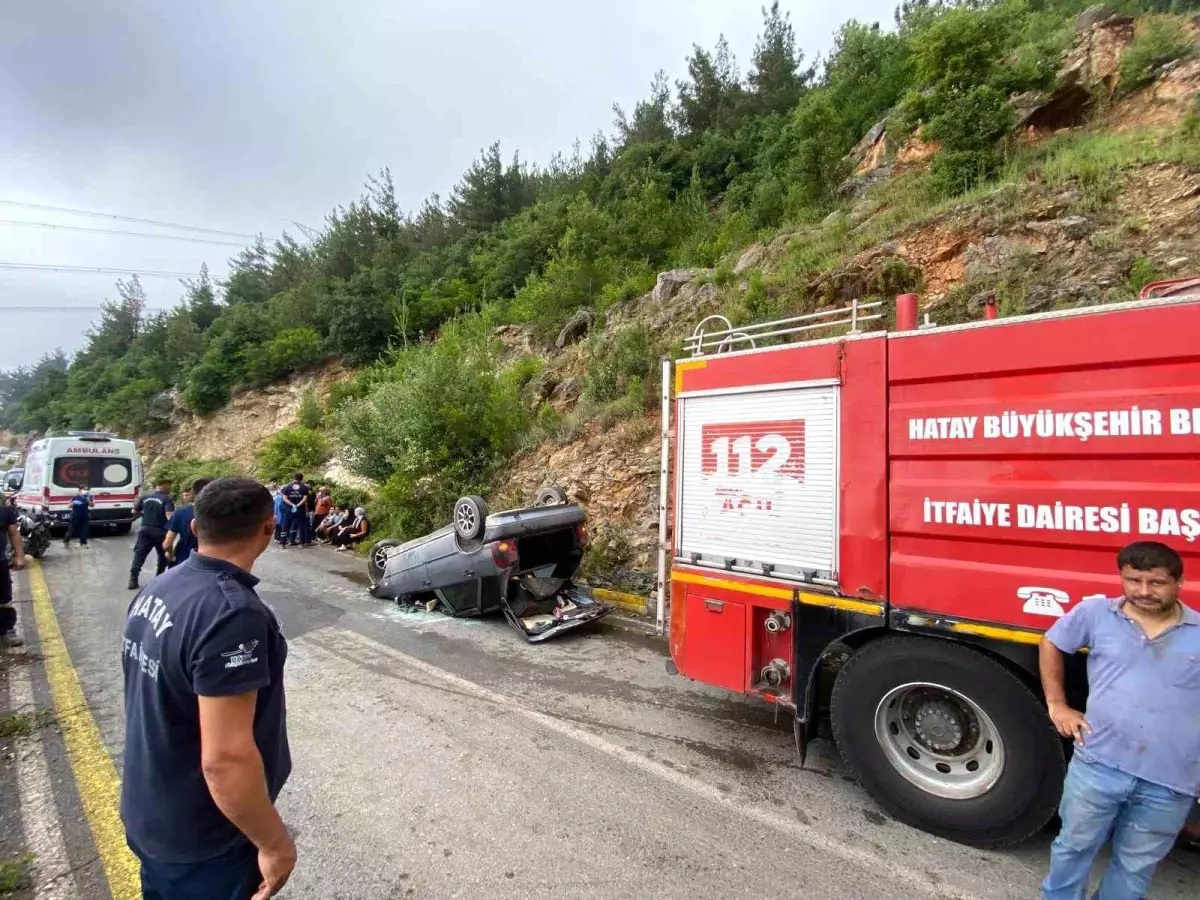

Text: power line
xmin=0 ymin=305 xmax=173 ymax=312
xmin=0 ymin=218 xmax=249 ymax=247
xmin=0 ymin=262 xmax=201 ymax=278
xmin=0 ymin=200 xmax=257 ymax=240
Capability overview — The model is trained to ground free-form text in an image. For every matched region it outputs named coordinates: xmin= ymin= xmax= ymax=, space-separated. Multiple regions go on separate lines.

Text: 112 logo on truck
xmin=701 ymin=420 xmax=805 ymax=515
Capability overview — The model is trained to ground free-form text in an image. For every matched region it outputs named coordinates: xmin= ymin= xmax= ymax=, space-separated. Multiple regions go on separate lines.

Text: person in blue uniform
xmin=164 ymin=478 xmax=212 ymax=568
xmin=129 ymin=478 xmax=175 ymax=590
xmin=120 ymin=476 xmax=294 ymax=899
xmin=280 ymin=474 xmax=311 ymax=547
xmin=63 ymin=484 xmax=94 ymax=548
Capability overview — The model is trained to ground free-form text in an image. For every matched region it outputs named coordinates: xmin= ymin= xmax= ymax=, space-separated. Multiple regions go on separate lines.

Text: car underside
xmin=366 ymin=489 xmax=613 ymax=641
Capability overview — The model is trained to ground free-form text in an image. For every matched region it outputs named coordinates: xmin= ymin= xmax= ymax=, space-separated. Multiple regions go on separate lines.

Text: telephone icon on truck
xmin=1018 ymin=586 xmax=1070 ymax=617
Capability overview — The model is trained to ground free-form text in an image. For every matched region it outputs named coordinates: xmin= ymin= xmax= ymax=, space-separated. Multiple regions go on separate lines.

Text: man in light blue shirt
xmin=1040 ymin=541 xmax=1199 ymax=900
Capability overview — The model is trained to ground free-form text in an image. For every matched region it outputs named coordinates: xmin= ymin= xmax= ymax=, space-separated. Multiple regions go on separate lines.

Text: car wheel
xmin=535 ymin=485 xmax=569 ymax=507
xmin=830 ymin=636 xmax=1064 ymax=848
xmin=452 ymin=495 xmax=488 ymax=541
xmin=114 ymin=523 xmax=132 ymax=535
xmin=367 ymin=539 xmax=402 ymax=586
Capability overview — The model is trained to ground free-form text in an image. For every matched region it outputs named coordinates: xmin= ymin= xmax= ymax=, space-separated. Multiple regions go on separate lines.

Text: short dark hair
xmin=293 ymin=472 xmax=304 ymax=481
xmin=194 ymin=477 xmax=273 ymax=544
xmin=156 ymin=477 xmax=172 ymax=487
xmin=191 ymin=476 xmax=214 ymax=497
xmin=1117 ymin=541 xmax=1183 ymax=580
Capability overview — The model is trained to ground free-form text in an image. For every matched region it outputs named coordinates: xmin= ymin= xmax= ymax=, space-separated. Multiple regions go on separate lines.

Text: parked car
xmin=367 ymin=488 xmax=613 ymax=642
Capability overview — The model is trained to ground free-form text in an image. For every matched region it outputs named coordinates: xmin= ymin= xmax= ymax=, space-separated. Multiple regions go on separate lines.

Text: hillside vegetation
xmin=2 ymin=0 xmax=1199 ymax=546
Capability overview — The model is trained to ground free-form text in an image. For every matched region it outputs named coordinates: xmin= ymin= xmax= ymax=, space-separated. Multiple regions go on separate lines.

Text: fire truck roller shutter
xmin=830 ymin=635 xmax=1064 ymax=848
xmin=675 ymin=383 xmax=838 ymax=581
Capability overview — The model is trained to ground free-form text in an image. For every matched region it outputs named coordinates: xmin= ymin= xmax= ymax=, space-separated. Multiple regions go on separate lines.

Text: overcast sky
xmin=0 ymin=0 xmax=896 ymax=369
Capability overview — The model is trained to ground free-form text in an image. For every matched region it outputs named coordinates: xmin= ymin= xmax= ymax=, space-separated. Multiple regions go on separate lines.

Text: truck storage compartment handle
xmin=704 ymin=598 xmax=725 ymax=612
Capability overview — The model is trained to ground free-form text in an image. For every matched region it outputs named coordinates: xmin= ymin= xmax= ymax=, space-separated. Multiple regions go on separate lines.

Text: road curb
xmin=592 ymin=587 xmax=649 ymax=616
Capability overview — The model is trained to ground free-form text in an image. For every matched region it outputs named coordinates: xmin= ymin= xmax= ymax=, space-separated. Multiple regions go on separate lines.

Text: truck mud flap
xmin=501 ymin=581 xmax=613 ymax=643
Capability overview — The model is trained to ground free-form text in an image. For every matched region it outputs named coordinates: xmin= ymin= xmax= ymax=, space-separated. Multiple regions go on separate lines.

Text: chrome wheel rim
xmin=371 ymin=545 xmax=391 ymax=574
xmin=455 ymin=503 xmax=477 ymax=535
xmin=873 ymin=681 xmax=1005 ymax=800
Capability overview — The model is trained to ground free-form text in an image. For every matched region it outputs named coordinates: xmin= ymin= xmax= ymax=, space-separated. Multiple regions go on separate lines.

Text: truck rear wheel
xmin=830 ymin=636 xmax=1064 ymax=848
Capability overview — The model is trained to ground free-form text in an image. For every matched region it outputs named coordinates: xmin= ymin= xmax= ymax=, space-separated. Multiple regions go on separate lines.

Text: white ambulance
xmin=16 ymin=432 xmax=144 ymax=534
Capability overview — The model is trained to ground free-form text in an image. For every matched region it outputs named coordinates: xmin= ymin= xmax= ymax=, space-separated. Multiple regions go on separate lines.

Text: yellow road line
xmin=671 ymin=568 xmax=884 ymax=616
xmin=27 ymin=560 xmax=140 ymax=900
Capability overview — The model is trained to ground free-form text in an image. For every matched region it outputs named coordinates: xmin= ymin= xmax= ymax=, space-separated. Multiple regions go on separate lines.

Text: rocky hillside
xmin=9 ymin=5 xmax=1199 ymax=595
xmin=487 ymin=9 xmax=1200 ymax=588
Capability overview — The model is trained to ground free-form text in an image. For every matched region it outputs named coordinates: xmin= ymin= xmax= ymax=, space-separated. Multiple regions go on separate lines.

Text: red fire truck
xmin=657 ymin=281 xmax=1200 ymax=847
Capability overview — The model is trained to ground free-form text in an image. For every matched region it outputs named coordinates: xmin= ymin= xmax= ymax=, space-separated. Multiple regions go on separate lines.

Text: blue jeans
xmin=1042 ymin=755 xmax=1194 ymax=900
xmin=131 ymin=839 xmax=261 ymax=900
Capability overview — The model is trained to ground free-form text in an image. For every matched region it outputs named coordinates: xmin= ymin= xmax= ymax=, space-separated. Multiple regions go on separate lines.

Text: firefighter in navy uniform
xmin=129 ymin=478 xmax=175 ymax=590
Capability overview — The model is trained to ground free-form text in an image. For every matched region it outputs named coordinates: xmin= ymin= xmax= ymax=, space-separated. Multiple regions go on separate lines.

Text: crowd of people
xmin=268 ymin=474 xmax=371 ymax=551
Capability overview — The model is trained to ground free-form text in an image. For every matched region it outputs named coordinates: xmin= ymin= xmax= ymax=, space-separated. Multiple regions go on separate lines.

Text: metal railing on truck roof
xmin=683 ymin=298 xmax=883 ymax=358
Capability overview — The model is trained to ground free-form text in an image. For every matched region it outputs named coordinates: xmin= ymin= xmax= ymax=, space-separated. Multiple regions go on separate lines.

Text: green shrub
xmin=931 ymin=149 xmax=1004 ymax=198
xmin=336 ymin=319 xmax=523 ymax=537
xmin=584 ymin=325 xmax=654 ymax=403
xmin=183 ymin=359 xmax=232 ymax=416
xmin=925 ymin=85 xmax=1014 ymax=153
xmin=244 ymin=328 xmax=324 ymax=384
xmin=256 ymin=426 xmax=329 ymax=484
xmin=297 ymin=388 xmax=323 ymax=429
xmin=1127 ymin=256 xmax=1158 ymax=295
xmin=578 ymin=524 xmax=635 ymax=586
xmin=148 ymin=458 xmax=241 ymax=497
xmin=1119 ymin=15 xmax=1196 ymax=95
xmin=326 ymin=481 xmax=371 ymax=512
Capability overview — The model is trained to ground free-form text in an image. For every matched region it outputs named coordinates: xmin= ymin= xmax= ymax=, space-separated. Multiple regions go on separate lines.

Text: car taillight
xmin=489 ymin=540 xmax=518 ymax=568
xmin=43 ymin=486 xmax=50 ymax=503
xmin=576 ymin=522 xmax=588 ymax=547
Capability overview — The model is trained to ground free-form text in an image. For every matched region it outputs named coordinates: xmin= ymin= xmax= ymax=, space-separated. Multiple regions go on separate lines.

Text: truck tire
xmin=367 ymin=539 xmax=402 ymax=586
xmin=830 ymin=635 xmax=1064 ymax=848
xmin=452 ymin=495 xmax=488 ymax=541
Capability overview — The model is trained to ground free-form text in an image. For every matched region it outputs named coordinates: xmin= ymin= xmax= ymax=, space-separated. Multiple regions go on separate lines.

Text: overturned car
xmin=366 ymin=487 xmax=613 ymax=642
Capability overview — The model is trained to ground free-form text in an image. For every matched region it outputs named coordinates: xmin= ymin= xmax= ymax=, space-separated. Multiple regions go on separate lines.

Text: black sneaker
xmin=128 ymin=577 xmax=139 ymax=590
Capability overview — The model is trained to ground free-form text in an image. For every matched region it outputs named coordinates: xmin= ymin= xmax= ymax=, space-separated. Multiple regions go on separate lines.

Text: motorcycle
xmin=4 ymin=504 xmax=51 ymax=564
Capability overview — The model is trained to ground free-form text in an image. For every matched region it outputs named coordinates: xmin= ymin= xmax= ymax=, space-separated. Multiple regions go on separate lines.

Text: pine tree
xmin=749 ymin=2 xmax=811 ymax=116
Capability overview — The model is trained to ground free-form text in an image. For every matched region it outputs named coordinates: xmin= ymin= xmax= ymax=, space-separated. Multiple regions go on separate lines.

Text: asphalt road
xmin=7 ymin=530 xmax=1198 ymax=899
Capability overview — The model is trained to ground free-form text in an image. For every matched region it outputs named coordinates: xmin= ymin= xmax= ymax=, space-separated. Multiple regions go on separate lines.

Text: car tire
xmin=114 ymin=523 xmax=132 ymax=536
xmin=535 ymin=486 xmax=569 ymax=507
xmin=452 ymin=495 xmax=488 ymax=541
xmin=367 ymin=538 xmax=402 ymax=586
xmin=830 ymin=635 xmax=1064 ymax=848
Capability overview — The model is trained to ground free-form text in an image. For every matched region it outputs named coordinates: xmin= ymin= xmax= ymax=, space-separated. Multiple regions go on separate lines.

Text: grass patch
xmin=1119 ymin=15 xmax=1197 ymax=96
xmin=0 ymin=709 xmax=53 ymax=739
xmin=0 ymin=854 xmax=33 ymax=894
xmin=1090 ymin=231 xmax=1123 ymax=253
xmin=1127 ymin=256 xmax=1158 ymax=295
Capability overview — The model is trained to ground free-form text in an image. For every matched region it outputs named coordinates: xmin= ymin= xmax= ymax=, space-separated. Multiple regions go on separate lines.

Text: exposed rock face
xmin=848 ymin=119 xmax=888 ymax=176
xmin=550 ymin=377 xmax=582 ymax=410
xmin=492 ymin=414 xmax=661 ymax=578
xmin=148 ymin=389 xmax=184 ymax=426
xmin=1015 ymin=13 xmax=1136 ymax=129
xmin=734 ymin=243 xmax=766 ymax=275
xmin=652 ymin=269 xmax=698 ymax=304
xmin=1075 ymin=5 xmax=1116 ymax=34
xmin=1027 ymin=215 xmax=1093 ymax=240
xmin=491 ymin=324 xmax=537 ymax=364
xmin=555 ymin=308 xmax=594 ymax=349
xmin=137 ymin=364 xmax=350 ymax=474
